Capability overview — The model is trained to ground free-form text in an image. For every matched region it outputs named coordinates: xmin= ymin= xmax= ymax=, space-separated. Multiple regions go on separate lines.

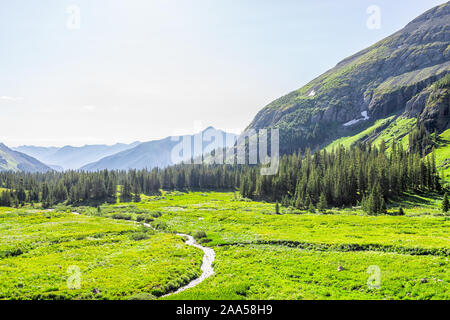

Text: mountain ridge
xmin=246 ymin=1 xmax=450 ymax=154
xmin=15 ymin=141 xmax=141 ymax=170
xmin=81 ymin=127 xmax=238 ymax=171
xmin=0 ymin=143 xmax=52 ymax=173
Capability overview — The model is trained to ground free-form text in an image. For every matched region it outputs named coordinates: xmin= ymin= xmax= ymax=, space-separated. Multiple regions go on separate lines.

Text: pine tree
xmin=0 ymin=191 xmax=12 ymax=207
xmin=442 ymin=192 xmax=449 ymax=213
xmin=317 ymin=193 xmax=328 ymax=213
xmin=120 ymin=181 xmax=132 ymax=202
xmin=361 ymin=194 xmax=368 ymax=213
xmin=295 ymin=193 xmax=303 ymax=209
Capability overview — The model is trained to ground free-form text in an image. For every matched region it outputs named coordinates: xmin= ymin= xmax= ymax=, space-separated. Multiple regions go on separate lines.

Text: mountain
xmin=0 ymin=143 xmax=52 ymax=173
xmin=246 ymin=2 xmax=450 ymax=154
xmin=81 ymin=127 xmax=238 ymax=171
xmin=15 ymin=142 xmax=141 ymax=170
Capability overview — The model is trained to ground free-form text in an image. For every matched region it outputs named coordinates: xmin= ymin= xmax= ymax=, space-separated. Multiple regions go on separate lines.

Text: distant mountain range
xmin=14 ymin=142 xmax=141 ymax=170
xmin=4 ymin=3 xmax=449 ymax=174
xmin=81 ymin=127 xmax=237 ymax=171
xmin=0 ymin=143 xmax=52 ymax=173
xmin=8 ymin=127 xmax=237 ymax=172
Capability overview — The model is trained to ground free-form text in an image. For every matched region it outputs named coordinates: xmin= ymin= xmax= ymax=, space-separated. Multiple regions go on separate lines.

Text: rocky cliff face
xmin=414 ymin=74 xmax=450 ymax=132
xmin=247 ymin=2 xmax=450 ymax=154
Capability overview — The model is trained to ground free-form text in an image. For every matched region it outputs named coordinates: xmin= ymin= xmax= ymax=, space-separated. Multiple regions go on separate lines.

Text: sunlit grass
xmin=1 ymin=190 xmax=448 ymax=300
xmin=0 ymin=208 xmax=202 ymax=300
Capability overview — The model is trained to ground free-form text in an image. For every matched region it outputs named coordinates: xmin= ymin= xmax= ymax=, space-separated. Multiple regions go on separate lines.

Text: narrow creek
xmin=68 ymin=211 xmax=215 ymax=297
xmin=142 ymin=222 xmax=216 ymax=297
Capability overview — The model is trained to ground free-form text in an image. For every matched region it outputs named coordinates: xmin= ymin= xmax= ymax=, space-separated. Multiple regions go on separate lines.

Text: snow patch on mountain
xmin=343 ymin=111 xmax=370 ymax=127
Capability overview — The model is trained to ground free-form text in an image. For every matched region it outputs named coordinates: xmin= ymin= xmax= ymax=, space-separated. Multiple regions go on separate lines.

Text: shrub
xmin=150 ymin=211 xmax=162 ymax=218
xmin=194 ymin=230 xmax=207 ymax=240
xmin=128 ymin=293 xmax=156 ymax=300
xmin=136 ymin=214 xmax=155 ymax=223
xmin=130 ymin=232 xmax=151 ymax=241
xmin=151 ymin=221 xmax=168 ymax=231
xmin=150 ymin=287 xmax=164 ymax=297
xmin=111 ymin=213 xmax=132 ymax=220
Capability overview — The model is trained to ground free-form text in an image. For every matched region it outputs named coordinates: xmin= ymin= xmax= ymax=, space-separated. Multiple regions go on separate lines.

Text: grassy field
xmin=0 ymin=208 xmax=202 ymax=299
xmin=325 ymin=116 xmax=395 ymax=151
xmin=1 ymin=191 xmax=448 ymax=300
xmin=325 ymin=115 xmax=416 ymax=152
xmin=164 ymin=245 xmax=448 ymax=300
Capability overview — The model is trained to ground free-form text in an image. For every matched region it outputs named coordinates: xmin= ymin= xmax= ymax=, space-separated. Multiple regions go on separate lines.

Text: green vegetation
xmin=325 ymin=116 xmax=395 ymax=151
xmin=164 ymin=245 xmax=448 ymax=300
xmin=325 ymin=116 xmax=418 ymax=153
xmin=0 ymin=143 xmax=50 ymax=173
xmin=142 ymin=192 xmax=448 ymax=300
xmin=0 ymin=2 xmax=448 ymax=301
xmin=2 ymin=140 xmax=440 ymax=213
xmin=1 ymin=191 xmax=448 ymax=300
xmin=434 ymin=129 xmax=450 ymax=184
xmin=118 ymin=192 xmax=449 ymax=253
xmin=0 ymin=123 xmax=448 ymax=301
xmin=442 ymin=192 xmax=449 ymax=213
xmin=0 ymin=146 xmax=20 ymax=172
xmin=240 ymin=141 xmax=440 ymax=212
xmin=0 ymin=208 xmax=202 ymax=299
xmin=373 ymin=117 xmax=417 ymax=150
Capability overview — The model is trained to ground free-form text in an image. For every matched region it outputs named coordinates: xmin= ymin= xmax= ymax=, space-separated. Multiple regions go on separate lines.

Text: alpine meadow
xmin=0 ymin=0 xmax=449 ymax=307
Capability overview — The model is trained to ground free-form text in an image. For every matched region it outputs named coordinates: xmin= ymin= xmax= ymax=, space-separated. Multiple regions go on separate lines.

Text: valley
xmin=0 ymin=1 xmax=449 ymax=302
xmin=0 ymin=192 xmax=447 ymax=300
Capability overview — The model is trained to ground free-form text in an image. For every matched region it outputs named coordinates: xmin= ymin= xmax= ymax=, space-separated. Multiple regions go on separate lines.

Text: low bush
xmin=151 ymin=221 xmax=168 ymax=231
xmin=130 ymin=232 xmax=151 ymax=241
xmin=194 ymin=230 xmax=207 ymax=240
xmin=128 ymin=293 xmax=156 ymax=300
xmin=111 ymin=213 xmax=132 ymax=220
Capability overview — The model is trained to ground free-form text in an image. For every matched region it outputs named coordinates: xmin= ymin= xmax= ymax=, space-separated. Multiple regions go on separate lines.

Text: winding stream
xmin=144 ymin=224 xmax=216 ymax=297
xmin=68 ymin=212 xmax=215 ymax=297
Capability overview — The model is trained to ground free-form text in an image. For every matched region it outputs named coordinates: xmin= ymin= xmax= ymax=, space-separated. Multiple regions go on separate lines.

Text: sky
xmin=0 ymin=0 xmax=445 ymax=147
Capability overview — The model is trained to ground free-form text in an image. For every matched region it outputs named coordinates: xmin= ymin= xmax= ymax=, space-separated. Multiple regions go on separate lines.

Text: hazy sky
xmin=0 ymin=0 xmax=444 ymax=147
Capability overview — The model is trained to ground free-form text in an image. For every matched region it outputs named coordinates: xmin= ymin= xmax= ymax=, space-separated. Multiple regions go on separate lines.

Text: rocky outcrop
xmin=414 ymin=75 xmax=450 ymax=132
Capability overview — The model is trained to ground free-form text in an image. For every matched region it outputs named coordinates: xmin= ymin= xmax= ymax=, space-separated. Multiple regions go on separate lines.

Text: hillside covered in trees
xmin=0 ymin=134 xmax=442 ymax=215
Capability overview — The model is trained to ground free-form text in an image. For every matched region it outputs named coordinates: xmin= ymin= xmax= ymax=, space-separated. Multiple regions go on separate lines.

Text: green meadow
xmin=165 ymin=245 xmax=448 ymax=300
xmin=0 ymin=208 xmax=202 ymax=300
xmin=0 ymin=191 xmax=448 ymax=300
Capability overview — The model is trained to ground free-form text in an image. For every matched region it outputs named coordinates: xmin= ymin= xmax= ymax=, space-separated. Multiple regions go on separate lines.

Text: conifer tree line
xmin=0 ymin=166 xmax=243 ymax=207
xmin=0 ymin=139 xmax=442 ymax=213
xmin=239 ymin=140 xmax=441 ymax=213
xmin=408 ymin=122 xmax=437 ymax=156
